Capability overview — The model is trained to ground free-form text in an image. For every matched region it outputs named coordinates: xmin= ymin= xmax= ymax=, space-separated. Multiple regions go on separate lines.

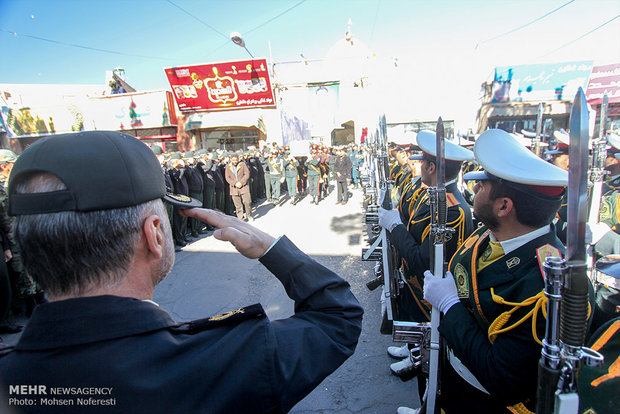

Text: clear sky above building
xmin=1 ymin=0 xmax=619 ymax=128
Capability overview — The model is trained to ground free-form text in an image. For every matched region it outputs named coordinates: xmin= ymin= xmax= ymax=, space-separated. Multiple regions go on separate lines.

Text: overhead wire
xmin=370 ymin=0 xmax=382 ymax=44
xmin=475 ymin=0 xmax=576 ymax=49
xmin=539 ymin=13 xmax=620 ymax=58
xmin=204 ymin=0 xmax=308 ymax=58
xmin=0 ymin=28 xmax=173 ymax=60
xmin=166 ymin=0 xmax=229 ymax=40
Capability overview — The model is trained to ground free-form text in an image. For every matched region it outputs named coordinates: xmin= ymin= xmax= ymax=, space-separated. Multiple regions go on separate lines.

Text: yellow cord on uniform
xmin=488 ymin=289 xmax=546 ymax=345
xmin=488 ymin=289 xmax=592 ymax=345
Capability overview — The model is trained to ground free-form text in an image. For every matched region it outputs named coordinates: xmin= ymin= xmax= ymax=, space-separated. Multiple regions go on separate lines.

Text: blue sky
xmin=1 ymin=0 xmax=619 ymax=129
xmin=1 ymin=0 xmax=619 ymax=90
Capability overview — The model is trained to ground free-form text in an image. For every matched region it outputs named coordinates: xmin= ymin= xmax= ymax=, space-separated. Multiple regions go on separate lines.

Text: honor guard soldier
xmin=389 ymin=145 xmax=411 ymax=204
xmin=0 ymin=131 xmax=362 ymax=414
xmin=396 ymin=144 xmax=423 ymax=225
xmin=422 ymin=129 xmax=577 ymax=414
xmin=379 ymin=132 xmax=475 ymax=378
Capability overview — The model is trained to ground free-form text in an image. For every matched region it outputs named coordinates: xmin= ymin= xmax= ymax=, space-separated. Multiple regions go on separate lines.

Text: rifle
xmin=536 ymin=88 xmax=604 ymax=414
xmin=425 ymin=117 xmax=454 ymax=414
xmin=362 ymin=115 xmax=402 ymax=327
xmin=533 ymin=103 xmax=544 ymax=158
xmin=587 ymin=93 xmax=608 ymax=226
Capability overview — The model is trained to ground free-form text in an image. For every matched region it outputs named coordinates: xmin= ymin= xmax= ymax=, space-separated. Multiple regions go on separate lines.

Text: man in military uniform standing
xmin=284 ymin=153 xmax=300 ymax=205
xmin=268 ymin=150 xmax=284 ymax=204
xmin=421 ymin=129 xmax=570 ymax=414
xmin=259 ymin=148 xmax=272 ymax=202
xmin=378 ymin=132 xmax=474 ymax=379
xmin=307 ymin=150 xmax=322 ymax=205
xmin=169 ymin=152 xmax=190 ymax=246
xmin=184 ymin=151 xmax=205 ymax=237
xmin=0 ymin=131 xmax=363 ymax=413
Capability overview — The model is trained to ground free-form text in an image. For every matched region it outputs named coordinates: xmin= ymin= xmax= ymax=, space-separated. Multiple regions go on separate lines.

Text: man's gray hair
xmin=13 ymin=172 xmax=166 ymax=298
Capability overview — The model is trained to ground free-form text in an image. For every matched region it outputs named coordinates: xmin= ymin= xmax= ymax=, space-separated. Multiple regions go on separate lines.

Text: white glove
xmin=423 ymin=270 xmax=460 ymax=314
xmin=586 ymin=222 xmax=612 ymax=245
xmin=378 ymin=207 xmax=402 ymax=231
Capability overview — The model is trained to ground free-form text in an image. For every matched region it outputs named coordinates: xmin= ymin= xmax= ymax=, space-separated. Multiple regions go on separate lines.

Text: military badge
xmin=506 ymin=257 xmax=520 ymax=269
xmin=454 ymin=263 xmax=469 ymax=299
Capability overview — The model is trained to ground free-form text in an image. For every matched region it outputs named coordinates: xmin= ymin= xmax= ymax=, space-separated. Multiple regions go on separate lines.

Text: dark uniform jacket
xmin=0 ymin=237 xmax=363 ymax=414
xmin=214 ymin=162 xmax=226 ymax=191
xmin=439 ymin=225 xmax=568 ymax=413
xmin=197 ymin=160 xmax=215 ymax=189
xmin=389 ymin=181 xmax=473 ymax=322
xmin=169 ymin=167 xmax=189 ymax=196
xmin=186 ymin=165 xmax=204 ymax=195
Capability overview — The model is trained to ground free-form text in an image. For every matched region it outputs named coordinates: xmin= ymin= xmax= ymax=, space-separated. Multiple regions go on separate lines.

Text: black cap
xmin=9 ymin=131 xmax=201 ymax=215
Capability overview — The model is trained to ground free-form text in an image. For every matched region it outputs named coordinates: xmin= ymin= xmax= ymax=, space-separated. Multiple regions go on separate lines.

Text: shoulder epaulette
xmin=536 ymin=244 xmax=562 ymax=279
xmin=170 ymin=303 xmax=265 ymax=334
xmin=446 ymin=193 xmax=460 ymax=207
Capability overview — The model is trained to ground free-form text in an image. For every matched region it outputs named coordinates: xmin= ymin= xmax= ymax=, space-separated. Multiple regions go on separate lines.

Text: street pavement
xmin=1 ymin=184 xmax=421 ymax=413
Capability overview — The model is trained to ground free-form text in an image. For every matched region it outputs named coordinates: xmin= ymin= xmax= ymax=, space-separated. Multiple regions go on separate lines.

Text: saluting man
xmin=421 ymin=129 xmax=574 ymax=414
xmin=379 ymin=132 xmax=474 ymax=381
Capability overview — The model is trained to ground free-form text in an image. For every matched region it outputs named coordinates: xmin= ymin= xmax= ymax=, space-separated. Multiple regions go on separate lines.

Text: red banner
xmin=164 ymin=59 xmax=275 ymax=112
xmin=586 ymin=63 xmax=620 ymax=105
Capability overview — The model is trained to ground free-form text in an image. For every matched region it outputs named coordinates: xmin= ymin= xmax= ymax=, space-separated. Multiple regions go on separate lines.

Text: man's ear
xmin=427 ymin=161 xmax=436 ymax=175
xmin=494 ymin=197 xmax=514 ymax=218
xmin=142 ymin=215 xmax=164 ymax=259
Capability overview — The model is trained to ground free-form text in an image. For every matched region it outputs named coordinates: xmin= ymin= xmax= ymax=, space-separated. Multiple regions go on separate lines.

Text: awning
xmin=185 ymin=108 xmax=267 ymax=134
xmin=482 ymin=101 xmax=572 ymax=118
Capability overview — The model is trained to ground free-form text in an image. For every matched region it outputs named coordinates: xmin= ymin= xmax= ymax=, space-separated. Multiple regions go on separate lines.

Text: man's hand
xmin=378 ymin=207 xmax=402 ymax=231
xmin=235 ymin=182 xmax=242 ymax=188
xmin=180 ymin=209 xmax=276 ymax=259
xmin=4 ymin=249 xmax=11 ymax=262
xmin=423 ymin=270 xmax=460 ymax=314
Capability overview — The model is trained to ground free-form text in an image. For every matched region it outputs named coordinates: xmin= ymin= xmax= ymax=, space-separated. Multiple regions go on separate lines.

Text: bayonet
xmin=536 ymin=88 xmax=604 ymax=414
xmin=534 ymin=103 xmax=544 ymax=157
xmin=426 ymin=117 xmax=452 ymax=414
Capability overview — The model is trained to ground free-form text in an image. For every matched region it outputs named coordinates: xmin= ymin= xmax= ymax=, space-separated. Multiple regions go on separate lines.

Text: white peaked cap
xmin=413 ymin=130 xmax=474 ymax=162
xmin=469 ymin=129 xmax=568 ymax=188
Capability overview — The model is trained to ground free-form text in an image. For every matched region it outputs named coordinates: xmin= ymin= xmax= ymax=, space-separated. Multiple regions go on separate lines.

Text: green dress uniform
xmin=307 ymin=157 xmax=321 ymax=201
xmin=390 ymin=182 xmax=473 ymax=322
xmin=284 ymin=157 xmax=299 ymax=199
xmin=268 ymin=156 xmax=284 ymax=201
xmin=432 ymin=128 xmax=580 ymax=414
xmin=438 ymin=225 xmax=568 ymax=413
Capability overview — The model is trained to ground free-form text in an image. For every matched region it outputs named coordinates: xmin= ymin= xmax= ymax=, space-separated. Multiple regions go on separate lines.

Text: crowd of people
xmin=0 ymin=131 xmax=363 ymax=413
xmin=0 ymin=140 xmax=367 ymax=338
xmin=0 ymin=124 xmax=618 ymax=413
xmin=372 ymin=128 xmax=619 ymax=414
xmin=155 ymin=142 xmax=364 ymax=249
